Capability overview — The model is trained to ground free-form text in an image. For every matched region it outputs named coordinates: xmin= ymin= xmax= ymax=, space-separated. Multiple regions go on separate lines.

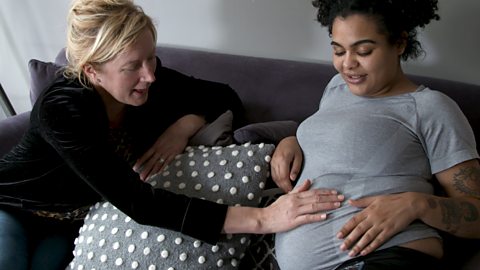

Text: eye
xmin=334 ymin=50 xmax=345 ymax=56
xmin=357 ymin=50 xmax=372 ymax=57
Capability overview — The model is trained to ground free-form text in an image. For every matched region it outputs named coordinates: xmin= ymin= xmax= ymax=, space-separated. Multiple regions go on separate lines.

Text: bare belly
xmin=400 ymin=237 xmax=443 ymax=259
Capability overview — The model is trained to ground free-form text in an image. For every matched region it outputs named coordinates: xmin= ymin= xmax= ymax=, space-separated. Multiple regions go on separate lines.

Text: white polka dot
xmin=86 ymin=236 xmax=93 ymax=244
xmin=215 ymin=150 xmax=222 ymax=155
xmin=254 ymin=165 xmax=261 ymax=172
xmin=247 ymin=150 xmax=254 ymax=156
xmin=98 ymin=225 xmax=105 ymax=232
xmin=128 ymin=244 xmax=136 ymax=253
xmin=92 ymin=214 xmax=99 ymax=220
xmin=219 ymin=160 xmax=227 ymax=166
xmin=176 ymin=170 xmax=183 ymax=177
xmin=179 ymin=252 xmax=187 ymax=261
xmin=189 ymin=160 xmax=195 ymax=166
xmin=207 ymin=172 xmax=215 ymax=178
xmin=115 ymin=258 xmax=123 ymax=266
xmin=217 ymin=259 xmax=224 ymax=267
xmin=141 ymin=231 xmax=149 ymax=239
xmin=78 ymin=236 xmax=84 ymax=243
xmin=161 ymin=250 xmax=169 ymax=258
xmin=131 ymin=261 xmax=139 ymax=269
xmin=247 ymin=193 xmax=255 ymax=200
xmin=157 ymin=234 xmax=165 ymax=242
xmin=224 ymin=172 xmax=232 ymax=179
xmin=259 ymin=181 xmax=265 ymax=189
xmin=162 ymin=171 xmax=170 ymax=176
xmin=226 ymin=234 xmax=233 ymax=240
xmin=112 ymin=214 xmax=118 ymax=221
xmin=111 ymin=227 xmax=119 ymax=234
xmin=203 ymin=152 xmax=209 ymax=157
xmin=163 ymin=181 xmax=171 ymax=188
xmin=242 ymin=176 xmax=249 ymax=183
xmin=101 ymin=214 xmax=107 ymax=220
xmin=98 ymin=239 xmax=105 ymax=247
xmin=194 ymin=183 xmax=202 ymax=190
xmin=212 ymin=185 xmax=220 ymax=192
xmin=77 ymin=265 xmax=84 ymax=270
xmin=259 ymin=143 xmax=265 ymax=148
xmin=148 ymin=265 xmax=156 ymax=270
xmin=193 ymin=240 xmax=202 ymax=248
xmin=94 ymin=202 xmax=100 ymax=209
xmin=212 ymin=245 xmax=219 ymax=253
xmin=240 ymin=237 xmax=247 ymax=244
xmin=236 ymin=161 xmax=244 ymax=168
xmin=112 ymin=242 xmax=120 ymax=250
xmin=231 ymin=150 xmax=239 ymax=156
xmin=229 ymin=247 xmax=236 ymax=255
xmin=167 ymin=267 xmax=174 ymax=270
xmin=216 ymin=199 xmax=224 ymax=204
xmin=149 ymin=180 xmax=157 ymax=187
xmin=230 ymin=187 xmax=237 ymax=195
xmin=265 ymin=155 xmax=272 ymax=162
xmin=102 ymin=202 xmax=109 ymax=208
xmin=231 ymin=258 xmax=239 ymax=267
xmin=191 ymin=171 xmax=198 ymax=177
xmin=125 ymin=216 xmax=132 ymax=223
xmin=243 ymin=142 xmax=251 ymax=147
xmin=125 ymin=229 xmax=133 ymax=237
xmin=87 ymin=252 xmax=94 ymax=260
xmin=175 ymin=237 xmax=183 ymax=245
xmin=76 ymin=249 xmax=83 ymax=256
xmin=178 ymin=182 xmax=186 ymax=189
xmin=203 ymin=160 xmax=210 ymax=167
xmin=188 ymin=152 xmax=194 ymax=157
xmin=100 ymin=254 xmax=107 ymax=263
xmin=143 ymin=247 xmax=151 ymax=255
xmin=175 ymin=160 xmax=182 ymax=167
xmin=198 ymin=255 xmax=206 ymax=264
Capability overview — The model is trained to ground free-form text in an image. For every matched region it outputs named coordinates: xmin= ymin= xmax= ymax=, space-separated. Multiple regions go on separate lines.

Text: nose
xmin=141 ymin=64 xmax=156 ymax=83
xmin=343 ymin=52 xmax=358 ymax=70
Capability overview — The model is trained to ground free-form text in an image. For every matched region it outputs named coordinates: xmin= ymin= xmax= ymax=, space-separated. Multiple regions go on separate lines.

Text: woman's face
xmin=331 ymin=14 xmax=406 ymax=97
xmin=92 ymin=28 xmax=157 ymax=107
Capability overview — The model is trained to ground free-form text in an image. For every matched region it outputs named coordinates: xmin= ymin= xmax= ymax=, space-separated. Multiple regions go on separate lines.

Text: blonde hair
xmin=63 ymin=0 xmax=157 ymax=88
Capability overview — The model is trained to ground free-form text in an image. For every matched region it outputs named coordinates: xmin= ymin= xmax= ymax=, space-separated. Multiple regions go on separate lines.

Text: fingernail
xmin=320 ymin=213 xmax=327 ymax=219
xmin=334 ymin=202 xmax=341 ymax=207
xmin=337 ymin=195 xmax=345 ymax=200
xmin=337 ymin=232 xmax=343 ymax=239
xmin=339 ymin=243 xmax=346 ymax=250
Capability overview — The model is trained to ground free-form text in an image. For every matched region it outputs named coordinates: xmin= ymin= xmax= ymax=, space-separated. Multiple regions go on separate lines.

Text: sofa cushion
xmin=28 ymin=59 xmax=63 ymax=105
xmin=68 ymin=143 xmax=275 ymax=270
xmin=234 ymin=120 xmax=298 ymax=144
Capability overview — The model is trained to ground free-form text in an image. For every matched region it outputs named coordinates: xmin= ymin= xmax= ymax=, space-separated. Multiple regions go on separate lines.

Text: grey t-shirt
xmin=275 ymin=74 xmax=478 ymax=270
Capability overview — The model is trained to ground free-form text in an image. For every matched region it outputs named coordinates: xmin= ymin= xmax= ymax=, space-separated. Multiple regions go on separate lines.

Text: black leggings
xmin=334 ymin=246 xmax=444 ymax=270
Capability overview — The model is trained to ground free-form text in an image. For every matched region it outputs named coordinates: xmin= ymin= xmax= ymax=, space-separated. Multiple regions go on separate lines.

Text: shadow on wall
xmin=212 ymin=0 xmax=331 ymax=62
xmin=402 ymin=0 xmax=480 ymax=85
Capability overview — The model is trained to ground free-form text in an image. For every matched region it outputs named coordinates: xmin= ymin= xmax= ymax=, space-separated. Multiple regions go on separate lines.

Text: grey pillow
xmin=68 ymin=142 xmax=275 ymax=270
xmin=233 ymin=120 xmax=298 ymax=144
xmin=189 ymin=110 xmax=234 ymax=146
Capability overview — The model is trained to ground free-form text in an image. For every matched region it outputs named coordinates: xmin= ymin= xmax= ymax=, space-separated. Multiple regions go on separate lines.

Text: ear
xmin=396 ymin=31 xmax=408 ymax=56
xmin=83 ymin=64 xmax=99 ymax=83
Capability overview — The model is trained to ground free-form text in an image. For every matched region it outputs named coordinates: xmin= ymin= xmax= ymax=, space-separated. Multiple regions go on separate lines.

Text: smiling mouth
xmin=344 ymin=74 xmax=366 ymax=84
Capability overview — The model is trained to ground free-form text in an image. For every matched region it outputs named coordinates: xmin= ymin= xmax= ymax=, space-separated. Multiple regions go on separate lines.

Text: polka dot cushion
xmin=69 ymin=142 xmax=275 ymax=270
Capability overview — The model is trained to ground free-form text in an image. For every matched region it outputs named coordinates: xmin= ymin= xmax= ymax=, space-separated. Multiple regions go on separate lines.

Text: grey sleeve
xmin=416 ymin=89 xmax=479 ymax=174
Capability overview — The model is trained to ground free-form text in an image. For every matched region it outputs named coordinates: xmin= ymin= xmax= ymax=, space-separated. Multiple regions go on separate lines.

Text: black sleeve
xmin=35 ymin=84 xmax=227 ymax=244
xmin=149 ymin=62 xmax=246 ymax=129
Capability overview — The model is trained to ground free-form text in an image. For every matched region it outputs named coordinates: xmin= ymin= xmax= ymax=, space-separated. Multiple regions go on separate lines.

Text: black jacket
xmin=0 ymin=61 xmax=245 ymax=244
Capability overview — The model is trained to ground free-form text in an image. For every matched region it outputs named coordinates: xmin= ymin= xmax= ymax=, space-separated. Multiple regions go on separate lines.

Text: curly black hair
xmin=312 ymin=0 xmax=440 ymax=61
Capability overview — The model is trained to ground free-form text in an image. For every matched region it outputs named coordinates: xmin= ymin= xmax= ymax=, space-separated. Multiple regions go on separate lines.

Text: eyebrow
xmin=331 ymin=39 xmax=377 ymax=48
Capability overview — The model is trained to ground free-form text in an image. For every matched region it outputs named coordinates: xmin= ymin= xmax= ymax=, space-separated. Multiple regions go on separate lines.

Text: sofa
xmin=1 ymin=45 xmax=479 ymax=269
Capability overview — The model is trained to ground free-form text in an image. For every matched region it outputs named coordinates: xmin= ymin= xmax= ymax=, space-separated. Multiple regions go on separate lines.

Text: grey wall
xmin=1 ymin=0 xmax=479 ymax=115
